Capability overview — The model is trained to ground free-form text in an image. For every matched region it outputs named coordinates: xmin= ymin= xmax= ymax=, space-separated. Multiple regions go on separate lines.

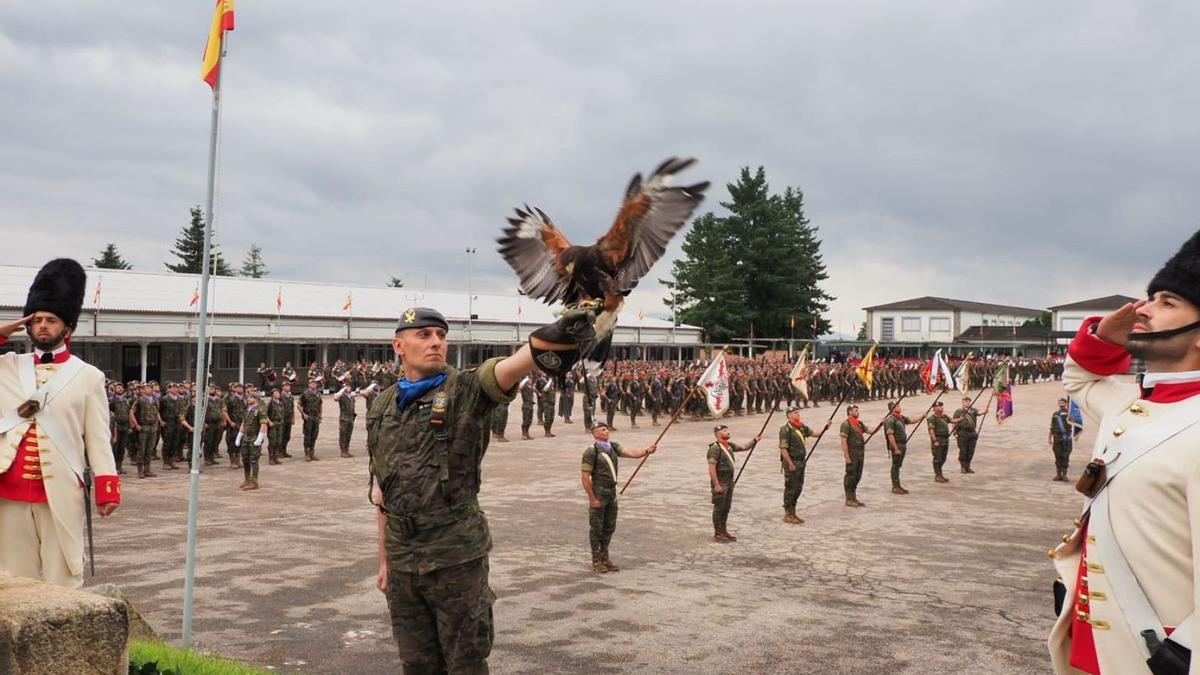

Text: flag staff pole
xmin=182 ymin=28 xmax=228 ymax=651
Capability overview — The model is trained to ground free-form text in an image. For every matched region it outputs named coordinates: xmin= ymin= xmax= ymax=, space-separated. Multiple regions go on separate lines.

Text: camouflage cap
xmin=397 ymin=307 xmax=449 ymax=333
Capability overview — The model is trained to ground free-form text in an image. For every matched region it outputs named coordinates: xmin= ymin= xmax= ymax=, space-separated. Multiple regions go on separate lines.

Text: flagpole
xmin=182 ymin=29 xmax=228 ymax=651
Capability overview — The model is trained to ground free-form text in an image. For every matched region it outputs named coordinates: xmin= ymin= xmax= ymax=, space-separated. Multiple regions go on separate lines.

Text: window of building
xmin=218 ymin=344 xmax=239 ymax=370
xmin=880 ymin=317 xmax=895 ymax=341
xmin=901 ymin=317 xmax=921 ymax=332
xmin=929 ymin=318 xmax=950 ymax=332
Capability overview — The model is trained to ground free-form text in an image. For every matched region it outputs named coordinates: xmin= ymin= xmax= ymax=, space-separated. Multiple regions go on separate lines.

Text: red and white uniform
xmin=0 ymin=336 xmax=119 ymax=587
xmin=1048 ymin=317 xmax=1200 ymax=674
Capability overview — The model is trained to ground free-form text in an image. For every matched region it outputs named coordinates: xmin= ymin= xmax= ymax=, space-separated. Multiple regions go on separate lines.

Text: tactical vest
xmin=133 ymin=397 xmax=159 ymax=426
xmin=366 ymin=369 xmax=486 ymax=535
xmin=588 ymin=441 xmax=621 ymax=499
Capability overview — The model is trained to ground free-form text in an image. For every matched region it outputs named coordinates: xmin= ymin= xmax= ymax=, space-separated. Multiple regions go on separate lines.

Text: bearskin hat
xmin=24 ymin=258 xmax=87 ymax=330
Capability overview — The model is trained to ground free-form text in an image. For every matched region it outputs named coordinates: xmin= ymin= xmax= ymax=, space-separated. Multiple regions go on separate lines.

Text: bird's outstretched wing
xmin=596 ymin=157 xmax=709 ymax=293
xmin=497 ymin=205 xmax=574 ymax=303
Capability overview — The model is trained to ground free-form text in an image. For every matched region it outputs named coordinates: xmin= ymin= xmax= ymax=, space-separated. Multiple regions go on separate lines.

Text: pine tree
xmin=239 ymin=244 xmax=269 ymax=278
xmin=165 ymin=206 xmax=233 ymax=275
xmin=387 ymin=276 xmax=405 ymax=288
xmin=664 ymin=167 xmax=833 ymax=343
xmin=93 ymin=243 xmax=132 ymax=270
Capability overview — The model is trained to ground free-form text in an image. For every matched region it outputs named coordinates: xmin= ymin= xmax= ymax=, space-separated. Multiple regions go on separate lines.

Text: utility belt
xmin=383 ymin=500 xmax=479 ymax=538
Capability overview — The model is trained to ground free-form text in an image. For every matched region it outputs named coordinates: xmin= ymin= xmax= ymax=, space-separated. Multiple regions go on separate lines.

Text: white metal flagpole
xmin=182 ymin=25 xmax=229 ymax=650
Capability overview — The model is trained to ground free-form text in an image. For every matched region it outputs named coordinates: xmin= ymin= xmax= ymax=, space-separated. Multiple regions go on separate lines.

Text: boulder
xmin=91 ymin=583 xmax=162 ymax=643
xmin=0 ymin=573 xmax=129 ymax=675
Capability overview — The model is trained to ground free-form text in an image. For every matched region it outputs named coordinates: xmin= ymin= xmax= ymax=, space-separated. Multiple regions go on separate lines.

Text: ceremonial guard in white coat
xmin=1049 ymin=231 xmax=1200 ymax=675
xmin=0 ymin=259 xmax=121 ymax=588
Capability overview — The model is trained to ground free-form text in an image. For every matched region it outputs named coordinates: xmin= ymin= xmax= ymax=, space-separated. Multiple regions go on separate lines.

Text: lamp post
xmin=465 ymin=247 xmax=476 ymax=364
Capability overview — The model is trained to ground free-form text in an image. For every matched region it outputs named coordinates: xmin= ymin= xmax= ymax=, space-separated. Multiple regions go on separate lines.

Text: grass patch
xmin=128 ymin=640 xmax=268 ymax=675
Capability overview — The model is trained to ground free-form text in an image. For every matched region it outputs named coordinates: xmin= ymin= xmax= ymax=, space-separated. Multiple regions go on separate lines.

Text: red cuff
xmin=0 ymin=336 xmax=7 ymax=346
xmin=95 ymin=474 xmax=121 ymax=505
xmin=1067 ymin=316 xmax=1131 ymax=376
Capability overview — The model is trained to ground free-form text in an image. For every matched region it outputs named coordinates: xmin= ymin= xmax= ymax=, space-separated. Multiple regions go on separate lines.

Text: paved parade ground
xmin=94 ymin=379 xmax=1094 ymax=674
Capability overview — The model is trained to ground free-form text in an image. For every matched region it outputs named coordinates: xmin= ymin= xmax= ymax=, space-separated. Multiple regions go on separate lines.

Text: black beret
xmin=713 ymin=424 xmax=729 ymax=434
xmin=24 ymin=258 xmax=86 ymax=330
xmin=397 ymin=307 xmax=449 ymax=332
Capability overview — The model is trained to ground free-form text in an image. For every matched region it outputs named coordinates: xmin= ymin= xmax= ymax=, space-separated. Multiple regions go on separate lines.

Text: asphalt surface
xmin=90 ymin=379 xmax=1091 ymax=673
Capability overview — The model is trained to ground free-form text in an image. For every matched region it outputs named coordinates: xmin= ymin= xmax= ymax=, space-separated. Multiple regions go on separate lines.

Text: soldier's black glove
xmin=529 ymin=307 xmax=597 ymax=377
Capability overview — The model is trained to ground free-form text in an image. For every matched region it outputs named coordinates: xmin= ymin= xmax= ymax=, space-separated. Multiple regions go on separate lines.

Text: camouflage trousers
xmin=588 ymin=499 xmax=618 ymax=557
xmin=202 ymin=423 xmax=223 ymax=463
xmin=890 ymin=446 xmax=907 ymax=486
xmin=782 ymin=462 xmax=805 ymax=511
xmin=843 ymin=450 xmax=864 ymax=499
xmin=581 ymin=398 xmax=595 ymax=429
xmin=930 ymin=437 xmax=949 ymax=473
xmin=490 ymin=406 xmax=508 ymax=437
xmin=135 ymin=425 xmax=159 ymax=465
xmin=225 ymin=425 xmax=242 ymax=459
xmin=711 ymin=482 xmax=734 ymax=532
xmin=1052 ymin=438 xmax=1072 ymax=473
xmin=339 ymin=418 xmax=354 ymax=452
xmin=957 ymin=434 xmax=978 ymax=467
xmin=302 ymin=419 xmax=320 ymax=450
xmin=520 ymin=407 xmax=534 ymax=432
xmin=385 ymin=557 xmax=495 ymax=675
xmin=112 ymin=427 xmax=132 ymax=470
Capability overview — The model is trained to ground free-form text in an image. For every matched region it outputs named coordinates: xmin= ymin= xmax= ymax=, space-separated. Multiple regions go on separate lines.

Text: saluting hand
xmin=0 ymin=314 xmax=32 ymax=339
xmin=1096 ymin=300 xmax=1147 ymax=348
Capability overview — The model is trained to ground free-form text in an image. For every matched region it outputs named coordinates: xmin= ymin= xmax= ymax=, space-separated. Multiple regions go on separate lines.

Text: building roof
xmin=955 ymin=324 xmax=1050 ymax=341
xmin=863 ymin=296 xmax=1043 ymax=316
xmin=0 ymin=264 xmax=689 ymax=330
xmin=1046 ymin=294 xmax=1139 ymax=311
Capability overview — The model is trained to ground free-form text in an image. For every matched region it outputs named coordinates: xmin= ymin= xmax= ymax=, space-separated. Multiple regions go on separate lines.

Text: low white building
xmin=1048 ymin=295 xmax=1138 ymax=334
xmin=863 ymin=296 xmax=1043 ymax=343
xmin=0 ymin=265 xmax=703 ymax=383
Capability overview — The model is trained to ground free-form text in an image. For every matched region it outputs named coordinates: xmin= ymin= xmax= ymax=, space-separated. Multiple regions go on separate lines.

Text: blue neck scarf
xmin=595 ymin=440 xmax=613 ymax=453
xmin=397 ymin=372 xmax=448 ymax=411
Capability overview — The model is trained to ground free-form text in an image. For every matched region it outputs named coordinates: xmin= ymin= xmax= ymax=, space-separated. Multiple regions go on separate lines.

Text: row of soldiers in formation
xmin=104 ymin=377 xmax=377 ymax=490
xmin=487 ymin=354 xmax=1067 ymax=440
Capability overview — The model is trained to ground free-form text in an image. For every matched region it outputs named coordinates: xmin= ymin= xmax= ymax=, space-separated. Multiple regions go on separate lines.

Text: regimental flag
xmin=92 ymin=277 xmax=102 ymax=306
xmin=920 ymin=349 xmax=954 ymax=393
xmin=189 ymin=285 xmax=200 ymax=307
xmin=952 ymin=357 xmax=970 ymax=392
xmin=697 ymin=350 xmax=730 ymax=417
xmin=342 ymin=292 xmax=353 ymax=311
xmin=789 ymin=346 xmax=810 ymax=399
xmin=994 ymin=362 xmax=1014 ymax=424
xmin=276 ymin=287 xmax=283 ymax=314
xmin=1067 ymin=397 xmax=1084 ymax=436
xmin=201 ymin=0 xmax=236 ymax=89
xmin=855 ymin=342 xmax=878 ymax=391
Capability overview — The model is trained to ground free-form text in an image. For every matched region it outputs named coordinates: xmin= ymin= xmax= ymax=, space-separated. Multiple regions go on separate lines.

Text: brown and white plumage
xmin=497 ymin=157 xmax=709 ymax=370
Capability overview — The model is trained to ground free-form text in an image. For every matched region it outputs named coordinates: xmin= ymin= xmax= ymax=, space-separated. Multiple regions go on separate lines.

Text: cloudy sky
xmin=2 ymin=2 xmax=1197 ymax=336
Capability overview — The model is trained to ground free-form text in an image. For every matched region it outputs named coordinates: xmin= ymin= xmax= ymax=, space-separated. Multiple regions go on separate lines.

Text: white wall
xmin=870 ymin=310 xmax=955 ymax=342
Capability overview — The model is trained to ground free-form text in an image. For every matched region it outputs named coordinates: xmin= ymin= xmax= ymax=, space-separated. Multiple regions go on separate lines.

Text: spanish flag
xmin=276 ymin=287 xmax=283 ymax=313
xmin=201 ymin=0 xmax=236 ymax=89
xmin=855 ymin=342 xmax=878 ymax=392
xmin=342 ymin=292 xmax=353 ymax=311
xmin=189 ymin=286 xmax=200 ymax=307
xmin=92 ymin=277 xmax=103 ymax=306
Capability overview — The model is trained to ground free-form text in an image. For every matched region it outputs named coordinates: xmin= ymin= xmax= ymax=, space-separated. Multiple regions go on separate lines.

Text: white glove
xmin=235 ymin=431 xmax=243 ymax=447
xmin=254 ymin=432 xmax=267 ymax=447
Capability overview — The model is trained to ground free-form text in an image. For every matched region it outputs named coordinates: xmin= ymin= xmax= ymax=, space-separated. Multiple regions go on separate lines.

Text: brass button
xmin=1081 ymin=575 xmax=1088 ymax=586
xmin=1077 ymin=610 xmax=1089 ymax=621
xmin=21 ymin=473 xmax=38 ymax=479
xmin=1090 ymin=619 xmax=1110 ymax=630
xmin=1113 ymin=426 xmax=1125 ymax=437
xmin=1129 ymin=403 xmax=1147 ymax=416
xmin=1062 ymin=534 xmax=1072 ymax=543
xmin=1079 ymin=593 xmax=1089 ymax=604
xmin=1087 ymin=535 xmax=1096 ymax=544
xmin=1087 ymin=562 xmax=1105 ymax=573
xmin=1090 ymin=591 xmax=1107 ymax=601
xmin=1074 ymin=518 xmax=1083 ymax=527
xmin=1048 ymin=549 xmax=1058 ymax=559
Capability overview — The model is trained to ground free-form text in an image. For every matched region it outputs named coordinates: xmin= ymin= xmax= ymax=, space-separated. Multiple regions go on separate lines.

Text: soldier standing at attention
xmin=538 ymin=376 xmax=557 ymax=438
xmin=108 ymin=382 xmax=131 ymax=475
xmin=201 ymin=383 xmax=226 ymax=467
xmin=952 ymin=396 xmax=980 ymax=473
xmin=559 ymin=371 xmax=576 ymax=424
xmin=603 ymin=375 xmax=621 ymax=430
xmin=238 ymin=392 xmax=269 ymax=491
xmin=926 ymin=401 xmax=952 ymax=483
xmin=708 ymin=424 xmax=761 ymax=543
xmin=581 ymin=370 xmax=597 ymax=431
xmin=266 ymin=388 xmax=285 ymax=465
xmin=779 ymin=406 xmax=827 ymax=524
xmin=223 ymin=383 xmax=246 ymax=469
xmin=334 ymin=381 xmax=357 ymax=458
xmin=884 ymin=401 xmax=925 ymax=495
xmin=840 ymin=404 xmax=867 ymax=507
xmin=129 ymin=383 xmax=162 ymax=479
xmin=490 ymin=398 xmax=509 ymax=443
xmin=581 ymin=422 xmax=655 ymax=573
xmin=368 ymin=306 xmax=585 ymax=673
xmin=279 ymin=382 xmax=296 ymax=458
xmin=1048 ymin=397 xmax=1074 ymax=481
xmin=298 ymin=379 xmax=323 ymax=461
xmin=519 ymin=376 xmax=535 ymax=440
xmin=158 ymin=382 xmax=183 ymax=471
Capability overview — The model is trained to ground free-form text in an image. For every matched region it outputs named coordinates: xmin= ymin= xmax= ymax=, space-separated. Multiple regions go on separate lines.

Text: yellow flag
xmin=855 ymin=342 xmax=878 ymax=391
xmin=201 ymin=0 xmax=236 ymax=88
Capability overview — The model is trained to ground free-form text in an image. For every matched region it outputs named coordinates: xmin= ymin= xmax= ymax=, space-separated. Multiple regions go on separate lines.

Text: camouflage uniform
xmin=952 ymin=404 xmax=980 ymax=472
xmin=337 ymin=387 xmax=356 ymax=457
xmin=839 ymin=417 xmax=867 ymax=503
xmin=778 ymin=421 xmax=813 ymax=517
xmin=130 ymin=393 xmax=161 ymax=478
xmin=280 ymin=389 xmax=296 ymax=456
xmin=926 ymin=410 xmax=952 ymax=481
xmin=367 ymin=357 xmax=514 ymax=674
xmin=489 ymin=401 xmax=508 ymax=440
xmin=884 ymin=412 xmax=918 ymax=492
xmin=299 ymin=385 xmax=322 ymax=459
xmin=582 ymin=440 xmax=622 ymax=565
xmin=707 ymin=439 xmax=754 ymax=538
xmin=239 ymin=402 xmax=269 ymax=487
xmin=224 ymin=391 xmax=246 ymax=467
xmin=266 ymin=394 xmax=286 ymax=464
xmin=1050 ymin=407 xmax=1074 ymax=479
xmin=202 ymin=393 xmax=226 ymax=465
xmin=519 ymin=378 xmax=534 ymax=438
xmin=109 ymin=394 xmax=132 ymax=474
xmin=558 ymin=374 xmax=575 ymax=423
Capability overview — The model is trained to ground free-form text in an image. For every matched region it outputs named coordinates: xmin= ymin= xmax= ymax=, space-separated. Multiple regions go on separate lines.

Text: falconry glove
xmin=529 ymin=306 xmax=597 ymax=377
